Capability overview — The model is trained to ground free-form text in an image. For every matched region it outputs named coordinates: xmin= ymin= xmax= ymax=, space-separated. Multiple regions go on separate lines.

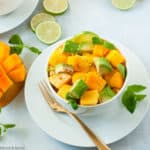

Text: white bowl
xmin=45 ymin=36 xmax=130 ymax=115
xmin=0 ymin=0 xmax=23 ymax=16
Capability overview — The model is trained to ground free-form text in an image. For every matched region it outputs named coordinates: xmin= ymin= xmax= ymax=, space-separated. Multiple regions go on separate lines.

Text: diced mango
xmin=72 ymin=72 xmax=87 ymax=84
xmin=109 ymin=71 xmax=123 ymax=89
xmin=2 ymin=54 xmax=22 ymax=73
xmin=48 ymin=45 xmax=68 ymax=66
xmin=0 ymin=42 xmax=10 ymax=63
xmin=9 ymin=64 xmax=26 ymax=82
xmin=106 ymin=50 xmax=125 ymax=67
xmin=57 ymin=84 xmax=72 ymax=99
xmin=86 ymin=72 xmax=106 ymax=91
xmin=93 ymin=45 xmax=109 ymax=57
xmin=80 ymin=90 xmax=99 ymax=106
xmin=104 ymin=70 xmax=123 ymax=89
xmin=49 ymin=73 xmax=71 ymax=89
xmin=67 ymin=55 xmax=90 ymax=72
xmin=82 ymin=53 xmax=94 ymax=64
xmin=0 ymin=65 xmax=13 ymax=92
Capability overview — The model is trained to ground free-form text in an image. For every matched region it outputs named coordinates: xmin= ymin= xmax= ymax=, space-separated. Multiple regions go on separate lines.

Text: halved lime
xmin=112 ymin=0 xmax=136 ymax=10
xmin=35 ymin=21 xmax=61 ymax=44
xmin=30 ymin=13 xmax=55 ymax=32
xmin=43 ymin=0 xmax=68 ymax=15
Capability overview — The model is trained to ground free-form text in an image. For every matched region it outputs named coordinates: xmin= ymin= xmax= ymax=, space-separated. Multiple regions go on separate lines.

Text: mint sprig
xmin=122 ymin=84 xmax=146 ymax=113
xmin=0 ymin=108 xmax=15 ymax=136
xmin=9 ymin=34 xmax=41 ymax=55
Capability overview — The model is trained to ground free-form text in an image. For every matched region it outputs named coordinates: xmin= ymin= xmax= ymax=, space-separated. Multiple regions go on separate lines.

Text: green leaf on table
xmin=122 ymin=90 xmax=136 ymax=113
xmin=134 ymin=94 xmax=146 ymax=101
xmin=10 ymin=45 xmax=23 ymax=55
xmin=0 ymin=124 xmax=16 ymax=136
xmin=127 ymin=85 xmax=146 ymax=92
xmin=3 ymin=124 xmax=16 ymax=129
xmin=92 ymin=36 xmax=104 ymax=45
xmin=9 ymin=34 xmax=24 ymax=45
xmin=28 ymin=47 xmax=41 ymax=55
xmin=122 ymin=84 xmax=147 ymax=113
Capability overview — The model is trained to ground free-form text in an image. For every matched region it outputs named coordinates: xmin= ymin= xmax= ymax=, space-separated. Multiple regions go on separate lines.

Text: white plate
xmin=25 ymin=39 xmax=150 ymax=147
xmin=0 ymin=0 xmax=39 ymax=33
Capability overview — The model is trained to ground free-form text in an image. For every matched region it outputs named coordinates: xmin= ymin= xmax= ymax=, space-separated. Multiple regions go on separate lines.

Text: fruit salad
xmin=47 ymin=31 xmax=126 ymax=110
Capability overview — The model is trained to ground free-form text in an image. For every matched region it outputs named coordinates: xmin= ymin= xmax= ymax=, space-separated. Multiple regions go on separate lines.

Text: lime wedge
xmin=72 ymin=31 xmax=99 ymax=44
xmin=112 ymin=0 xmax=136 ymax=10
xmin=43 ymin=0 xmax=68 ymax=14
xmin=35 ymin=21 xmax=61 ymax=44
xmin=30 ymin=13 xmax=55 ymax=32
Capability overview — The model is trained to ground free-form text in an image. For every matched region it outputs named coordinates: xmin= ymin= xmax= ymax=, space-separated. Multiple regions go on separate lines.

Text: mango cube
xmin=106 ymin=50 xmax=125 ymax=67
xmin=80 ymin=90 xmax=99 ymax=106
xmin=86 ymin=72 xmax=106 ymax=91
xmin=2 ymin=54 xmax=22 ymax=73
xmin=93 ymin=45 xmax=109 ymax=57
xmin=57 ymin=84 xmax=72 ymax=99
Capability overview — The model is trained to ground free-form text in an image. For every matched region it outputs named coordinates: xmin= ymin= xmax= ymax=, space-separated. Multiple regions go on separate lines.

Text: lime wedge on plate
xmin=30 ymin=13 xmax=55 ymax=32
xmin=43 ymin=0 xmax=68 ymax=14
xmin=35 ymin=21 xmax=61 ymax=44
xmin=112 ymin=0 xmax=136 ymax=10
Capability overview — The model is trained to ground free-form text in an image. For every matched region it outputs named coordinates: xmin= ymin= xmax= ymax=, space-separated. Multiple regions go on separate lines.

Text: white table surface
xmin=0 ymin=0 xmax=150 ymax=149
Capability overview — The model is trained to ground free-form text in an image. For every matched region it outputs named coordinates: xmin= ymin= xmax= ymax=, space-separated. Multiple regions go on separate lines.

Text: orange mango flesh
xmin=0 ymin=41 xmax=10 ymax=63
xmin=9 ymin=64 xmax=26 ymax=82
xmin=2 ymin=54 xmax=22 ymax=73
xmin=0 ymin=65 xmax=13 ymax=93
xmin=0 ymin=42 xmax=26 ymax=106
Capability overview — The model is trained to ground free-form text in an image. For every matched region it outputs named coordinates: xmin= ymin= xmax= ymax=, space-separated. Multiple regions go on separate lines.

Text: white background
xmin=0 ymin=0 xmax=150 ymax=149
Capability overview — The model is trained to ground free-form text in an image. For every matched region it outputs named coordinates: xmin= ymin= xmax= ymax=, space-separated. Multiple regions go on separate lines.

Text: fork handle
xmin=67 ymin=112 xmax=111 ymax=150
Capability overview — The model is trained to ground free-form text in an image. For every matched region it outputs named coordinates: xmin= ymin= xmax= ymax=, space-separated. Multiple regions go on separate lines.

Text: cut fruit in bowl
xmin=45 ymin=31 xmax=129 ymax=114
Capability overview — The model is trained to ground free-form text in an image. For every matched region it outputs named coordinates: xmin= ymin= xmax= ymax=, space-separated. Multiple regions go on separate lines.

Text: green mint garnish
xmin=9 ymin=34 xmax=41 ymax=55
xmin=122 ymin=84 xmax=146 ymax=113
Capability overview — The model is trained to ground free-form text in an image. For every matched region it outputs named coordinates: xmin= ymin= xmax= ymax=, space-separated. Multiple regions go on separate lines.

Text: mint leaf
xmin=0 ymin=123 xmax=15 ymax=136
xmin=122 ymin=84 xmax=147 ymax=113
xmin=10 ymin=45 xmax=23 ymax=55
xmin=3 ymin=124 xmax=16 ymax=129
xmin=127 ymin=85 xmax=146 ymax=92
xmin=103 ymin=41 xmax=116 ymax=50
xmin=134 ymin=94 xmax=146 ymax=101
xmin=63 ymin=40 xmax=79 ymax=54
xmin=28 ymin=47 xmax=41 ymax=55
xmin=92 ymin=36 xmax=104 ymax=45
xmin=122 ymin=90 xmax=136 ymax=113
xmin=9 ymin=34 xmax=23 ymax=45
xmin=117 ymin=64 xmax=126 ymax=79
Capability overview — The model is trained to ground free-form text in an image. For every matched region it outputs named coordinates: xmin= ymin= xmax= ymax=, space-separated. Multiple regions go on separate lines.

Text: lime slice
xmin=72 ymin=31 xmax=99 ymax=44
xmin=43 ymin=0 xmax=68 ymax=14
xmin=112 ymin=0 xmax=136 ymax=10
xmin=30 ymin=13 xmax=55 ymax=32
xmin=35 ymin=21 xmax=61 ymax=44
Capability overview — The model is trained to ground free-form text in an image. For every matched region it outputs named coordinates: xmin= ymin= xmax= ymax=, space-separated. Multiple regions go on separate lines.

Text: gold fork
xmin=39 ymin=80 xmax=111 ymax=150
